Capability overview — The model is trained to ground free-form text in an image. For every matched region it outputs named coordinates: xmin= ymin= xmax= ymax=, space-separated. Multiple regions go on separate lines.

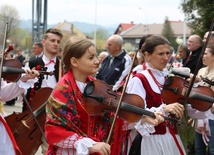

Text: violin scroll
xmin=4 ymin=44 xmax=14 ymax=59
xmin=201 ymin=77 xmax=214 ymax=86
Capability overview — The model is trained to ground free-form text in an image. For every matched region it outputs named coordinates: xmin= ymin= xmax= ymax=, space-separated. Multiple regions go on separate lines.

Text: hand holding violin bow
xmin=19 ymin=67 xmax=40 ymax=82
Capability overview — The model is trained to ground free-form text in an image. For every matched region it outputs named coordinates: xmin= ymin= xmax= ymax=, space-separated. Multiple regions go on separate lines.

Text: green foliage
xmin=123 ymin=42 xmax=135 ymax=52
xmin=96 ymin=39 xmax=106 ymax=50
xmin=162 ymin=17 xmax=177 ymax=50
xmin=177 ymin=116 xmax=195 ymax=152
xmin=10 ymin=28 xmax=31 ymax=47
xmin=89 ymin=28 xmax=109 ymax=50
xmin=0 ymin=4 xmax=34 ymax=57
xmin=0 ymin=4 xmax=20 ymax=44
xmin=93 ymin=28 xmax=109 ymax=40
xmin=181 ymin=0 xmax=214 ymax=36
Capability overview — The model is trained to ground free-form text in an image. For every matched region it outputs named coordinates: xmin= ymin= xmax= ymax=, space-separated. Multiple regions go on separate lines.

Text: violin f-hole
xmin=107 ymin=89 xmax=118 ymax=100
xmin=29 ymin=124 xmax=38 ymax=140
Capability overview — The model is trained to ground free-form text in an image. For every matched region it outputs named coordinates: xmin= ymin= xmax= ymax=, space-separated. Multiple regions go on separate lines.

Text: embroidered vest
xmin=135 ymin=73 xmax=177 ymax=134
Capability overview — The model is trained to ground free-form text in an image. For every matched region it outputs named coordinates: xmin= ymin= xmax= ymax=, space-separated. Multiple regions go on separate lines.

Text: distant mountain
xmin=20 ymin=19 xmax=117 ymax=35
xmin=20 ymin=19 xmax=32 ymax=31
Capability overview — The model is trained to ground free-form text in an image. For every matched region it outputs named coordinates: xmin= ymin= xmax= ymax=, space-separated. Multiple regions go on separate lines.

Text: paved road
xmin=3 ymin=101 xmax=42 ymax=155
xmin=3 ymin=101 xmax=22 ymax=115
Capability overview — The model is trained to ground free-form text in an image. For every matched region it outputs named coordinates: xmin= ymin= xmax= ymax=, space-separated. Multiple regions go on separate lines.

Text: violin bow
xmin=183 ymin=18 xmax=214 ymax=109
xmin=106 ymin=51 xmax=137 ymax=143
xmin=0 ymin=21 xmax=9 ymax=90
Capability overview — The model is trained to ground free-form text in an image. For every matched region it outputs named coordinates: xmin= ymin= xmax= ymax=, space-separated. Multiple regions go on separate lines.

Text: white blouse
xmin=0 ymin=78 xmax=38 ymax=155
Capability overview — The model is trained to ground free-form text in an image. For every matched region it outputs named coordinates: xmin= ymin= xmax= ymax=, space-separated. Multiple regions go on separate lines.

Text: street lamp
xmin=6 ymin=39 xmax=11 ymax=44
xmin=94 ymin=0 xmax=97 ymax=46
xmin=183 ymin=14 xmax=187 ymax=45
xmin=176 ymin=36 xmax=183 ymax=45
xmin=139 ymin=7 xmax=148 ymax=34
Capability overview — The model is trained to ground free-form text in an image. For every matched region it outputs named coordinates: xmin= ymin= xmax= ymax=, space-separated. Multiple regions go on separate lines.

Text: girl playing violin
xmin=0 ymin=68 xmax=39 ymax=155
xmin=45 ymin=36 xmax=164 ymax=155
xmin=126 ymin=35 xmax=185 ymax=155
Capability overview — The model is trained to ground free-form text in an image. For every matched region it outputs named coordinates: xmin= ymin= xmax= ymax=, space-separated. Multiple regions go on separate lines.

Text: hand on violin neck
xmin=163 ymin=102 xmax=184 ymax=119
xmin=189 ymin=73 xmax=202 ymax=83
xmin=195 ymin=75 xmax=202 ymax=83
xmin=141 ymin=112 xmax=164 ymax=126
xmin=20 ymin=68 xmax=40 ymax=82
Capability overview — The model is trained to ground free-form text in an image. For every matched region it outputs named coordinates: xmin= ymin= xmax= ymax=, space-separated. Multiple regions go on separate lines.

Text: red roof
xmin=121 ymin=23 xmax=135 ymax=30
xmin=114 ymin=23 xmax=136 ymax=34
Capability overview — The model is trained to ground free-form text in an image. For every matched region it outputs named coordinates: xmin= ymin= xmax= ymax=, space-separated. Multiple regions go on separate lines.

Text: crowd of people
xmin=0 ymin=27 xmax=214 ymax=155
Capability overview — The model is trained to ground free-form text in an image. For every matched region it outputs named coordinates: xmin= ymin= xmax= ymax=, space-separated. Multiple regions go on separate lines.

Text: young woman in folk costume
xmin=45 ymin=36 xmax=164 ymax=155
xmin=187 ymin=43 xmax=214 ymax=155
xmin=126 ymin=35 xmax=186 ymax=155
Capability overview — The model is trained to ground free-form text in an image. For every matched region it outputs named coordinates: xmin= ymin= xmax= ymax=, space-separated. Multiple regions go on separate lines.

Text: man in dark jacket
xmin=96 ymin=34 xmax=131 ymax=91
xmin=15 ymin=47 xmax=26 ymax=67
xmin=184 ymin=34 xmax=204 ymax=74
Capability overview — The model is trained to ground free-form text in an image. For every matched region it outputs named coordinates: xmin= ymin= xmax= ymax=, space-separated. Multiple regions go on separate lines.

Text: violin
xmin=172 ymin=68 xmax=214 ymax=86
xmin=5 ymin=87 xmax=53 ymax=155
xmin=0 ymin=43 xmax=14 ymax=84
xmin=202 ymin=77 xmax=214 ymax=86
xmin=83 ymin=80 xmax=177 ymax=123
xmin=162 ymin=75 xmax=214 ymax=111
xmin=0 ymin=43 xmax=53 ymax=82
xmin=2 ymin=59 xmax=23 ymax=82
xmin=2 ymin=59 xmax=54 ymax=82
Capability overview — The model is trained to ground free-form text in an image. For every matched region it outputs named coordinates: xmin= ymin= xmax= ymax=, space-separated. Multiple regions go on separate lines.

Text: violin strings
xmin=12 ymin=104 xmax=45 ymax=135
xmin=13 ymin=114 xmax=36 ymax=135
xmin=104 ymin=98 xmax=178 ymax=122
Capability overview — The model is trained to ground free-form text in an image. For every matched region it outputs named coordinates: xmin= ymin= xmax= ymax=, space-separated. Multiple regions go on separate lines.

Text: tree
xmin=161 ymin=17 xmax=177 ymax=50
xmin=0 ymin=4 xmax=20 ymax=46
xmin=12 ymin=28 xmax=32 ymax=49
xmin=181 ymin=0 xmax=214 ymax=36
xmin=89 ymin=28 xmax=109 ymax=50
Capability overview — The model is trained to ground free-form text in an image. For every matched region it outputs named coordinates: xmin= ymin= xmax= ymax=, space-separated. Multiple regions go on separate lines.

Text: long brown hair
xmin=62 ymin=37 xmax=95 ymax=72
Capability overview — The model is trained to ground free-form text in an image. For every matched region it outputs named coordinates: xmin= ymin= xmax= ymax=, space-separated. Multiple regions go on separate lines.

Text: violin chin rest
xmin=84 ymin=81 xmax=95 ymax=95
xmin=171 ymin=67 xmax=190 ymax=78
xmin=164 ymin=76 xmax=173 ymax=87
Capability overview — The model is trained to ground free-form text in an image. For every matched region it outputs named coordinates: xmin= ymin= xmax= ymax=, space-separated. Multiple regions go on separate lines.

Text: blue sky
xmin=1 ymin=0 xmax=185 ymax=26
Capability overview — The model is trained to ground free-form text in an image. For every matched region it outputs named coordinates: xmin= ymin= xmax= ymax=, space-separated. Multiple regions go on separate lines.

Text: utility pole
xmin=32 ymin=0 xmax=48 ymax=43
xmin=139 ymin=7 xmax=148 ymax=35
xmin=183 ymin=14 xmax=187 ymax=45
xmin=94 ymin=0 xmax=97 ymax=46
